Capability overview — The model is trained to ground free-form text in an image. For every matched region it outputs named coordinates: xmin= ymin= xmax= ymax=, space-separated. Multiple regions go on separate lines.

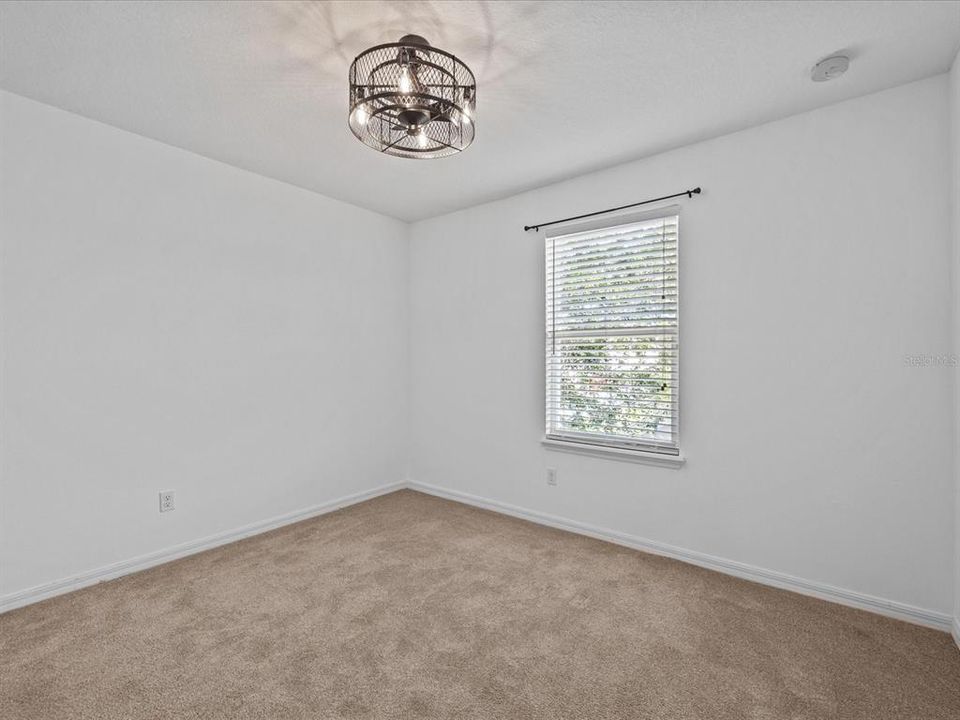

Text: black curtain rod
xmin=523 ymin=187 xmax=702 ymax=232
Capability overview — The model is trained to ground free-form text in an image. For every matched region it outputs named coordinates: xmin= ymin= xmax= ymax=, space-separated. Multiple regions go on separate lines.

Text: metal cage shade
xmin=348 ymin=35 xmax=476 ymax=159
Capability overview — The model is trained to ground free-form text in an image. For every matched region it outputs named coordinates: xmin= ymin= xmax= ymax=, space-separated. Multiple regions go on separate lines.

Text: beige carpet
xmin=1 ymin=490 xmax=958 ymax=719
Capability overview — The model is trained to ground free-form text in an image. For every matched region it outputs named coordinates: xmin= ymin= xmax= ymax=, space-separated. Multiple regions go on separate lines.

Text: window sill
xmin=541 ymin=438 xmax=686 ymax=468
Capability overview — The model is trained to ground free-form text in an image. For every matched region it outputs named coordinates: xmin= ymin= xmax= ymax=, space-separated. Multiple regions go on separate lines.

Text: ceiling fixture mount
xmin=811 ymin=54 xmax=850 ymax=82
xmin=348 ymin=34 xmax=476 ymax=159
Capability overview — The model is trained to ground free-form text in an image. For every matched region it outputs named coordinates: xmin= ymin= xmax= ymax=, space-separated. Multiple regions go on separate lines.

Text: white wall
xmin=409 ymin=76 xmax=955 ymax=620
xmin=951 ymin=50 xmax=960 ymax=641
xmin=0 ymin=91 xmax=409 ymax=602
xmin=3 ymin=72 xmax=957 ymax=628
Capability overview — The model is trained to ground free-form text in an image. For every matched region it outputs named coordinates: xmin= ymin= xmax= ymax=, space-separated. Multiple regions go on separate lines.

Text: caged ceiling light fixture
xmin=348 ymin=34 xmax=476 ymax=159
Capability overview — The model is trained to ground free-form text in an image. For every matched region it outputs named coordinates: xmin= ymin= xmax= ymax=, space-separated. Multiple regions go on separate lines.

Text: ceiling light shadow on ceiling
xmin=267 ymin=0 xmax=543 ymax=99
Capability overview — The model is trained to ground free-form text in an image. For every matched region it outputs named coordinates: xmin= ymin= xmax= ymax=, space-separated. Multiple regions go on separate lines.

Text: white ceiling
xmin=2 ymin=1 xmax=959 ymax=221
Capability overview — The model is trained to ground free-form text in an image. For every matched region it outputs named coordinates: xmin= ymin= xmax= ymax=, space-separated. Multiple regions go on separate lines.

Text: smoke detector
xmin=811 ymin=55 xmax=850 ymax=82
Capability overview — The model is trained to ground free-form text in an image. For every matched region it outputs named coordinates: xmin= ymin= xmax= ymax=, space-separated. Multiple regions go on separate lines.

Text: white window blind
xmin=545 ymin=211 xmax=679 ymax=455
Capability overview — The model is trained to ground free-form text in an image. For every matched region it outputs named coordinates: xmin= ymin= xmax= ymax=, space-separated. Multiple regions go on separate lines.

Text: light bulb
xmin=399 ymin=66 xmax=413 ymax=94
xmin=354 ymin=105 xmax=368 ymax=126
xmin=417 ymin=129 xmax=428 ymax=148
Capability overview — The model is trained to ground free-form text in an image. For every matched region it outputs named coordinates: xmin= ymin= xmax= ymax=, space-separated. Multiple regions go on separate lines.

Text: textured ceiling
xmin=1 ymin=1 xmax=959 ymax=221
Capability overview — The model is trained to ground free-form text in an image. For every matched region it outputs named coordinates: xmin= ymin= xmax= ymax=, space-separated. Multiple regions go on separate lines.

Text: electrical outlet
xmin=159 ymin=490 xmax=175 ymax=513
xmin=546 ymin=468 xmax=558 ymax=487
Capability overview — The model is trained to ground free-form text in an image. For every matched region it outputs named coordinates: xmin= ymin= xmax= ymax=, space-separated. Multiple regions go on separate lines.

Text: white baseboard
xmin=0 ymin=481 xmax=405 ymax=614
xmin=409 ymin=481 xmax=954 ymax=633
xmin=4 ymin=478 xmax=955 ymax=639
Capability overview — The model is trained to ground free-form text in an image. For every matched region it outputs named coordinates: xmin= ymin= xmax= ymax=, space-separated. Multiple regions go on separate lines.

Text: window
xmin=545 ymin=211 xmax=679 ymax=456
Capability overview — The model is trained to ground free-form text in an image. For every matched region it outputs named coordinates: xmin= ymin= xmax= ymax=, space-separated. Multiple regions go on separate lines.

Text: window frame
xmin=542 ymin=207 xmax=682 ymax=464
